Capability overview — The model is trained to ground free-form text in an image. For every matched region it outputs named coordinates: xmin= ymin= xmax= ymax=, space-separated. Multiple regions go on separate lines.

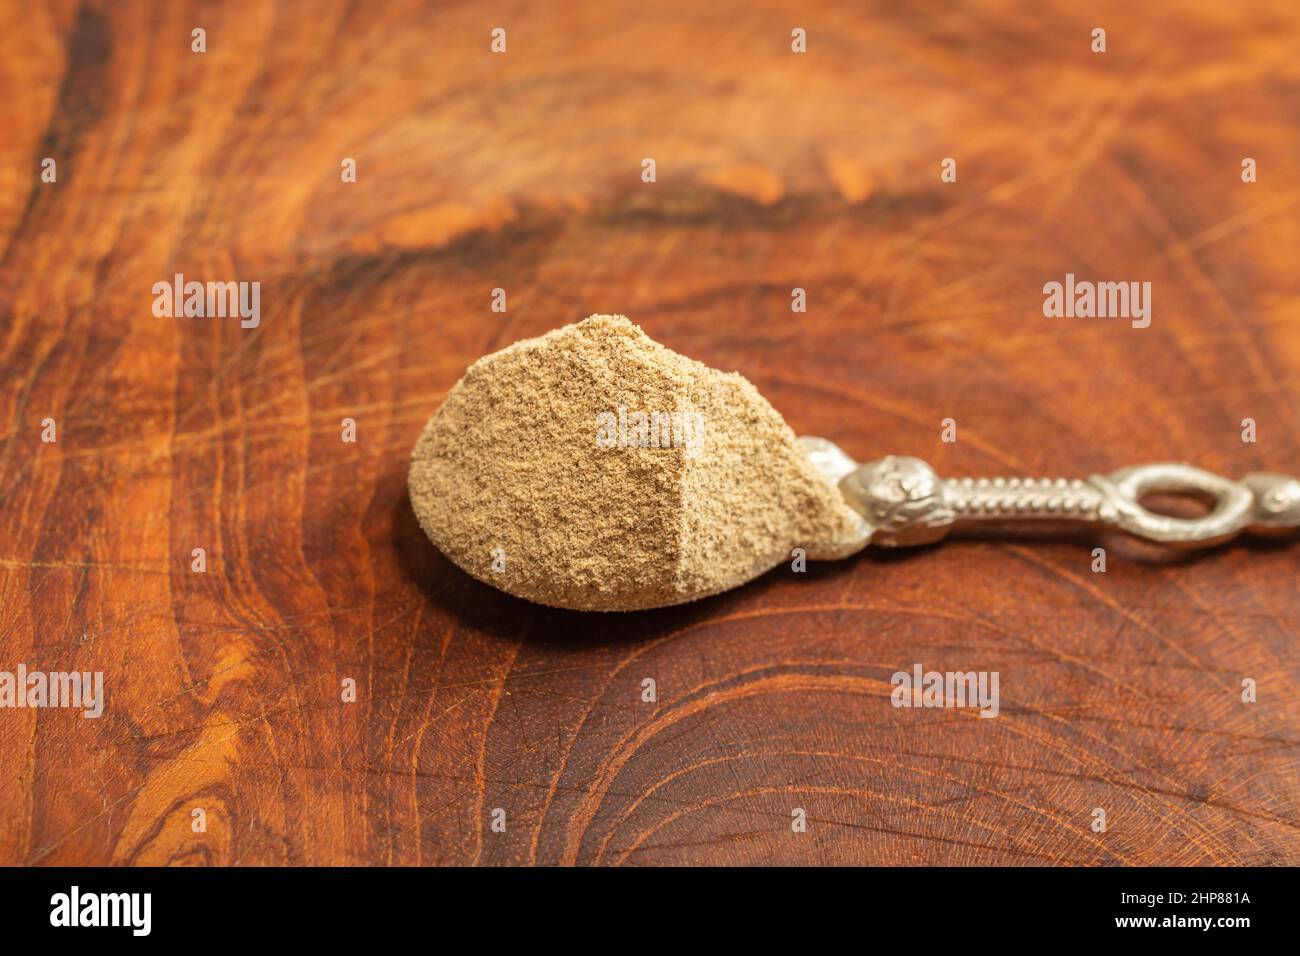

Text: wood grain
xmin=1 ymin=0 xmax=1298 ymax=866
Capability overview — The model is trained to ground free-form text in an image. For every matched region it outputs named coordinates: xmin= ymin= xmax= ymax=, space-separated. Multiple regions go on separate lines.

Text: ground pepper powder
xmin=409 ymin=315 xmax=865 ymax=611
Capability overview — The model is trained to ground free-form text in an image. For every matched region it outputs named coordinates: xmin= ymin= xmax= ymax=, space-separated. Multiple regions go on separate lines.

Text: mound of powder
xmin=408 ymin=314 xmax=867 ymax=611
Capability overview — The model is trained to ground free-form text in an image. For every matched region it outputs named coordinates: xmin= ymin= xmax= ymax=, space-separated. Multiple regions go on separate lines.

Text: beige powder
xmin=408 ymin=314 xmax=867 ymax=611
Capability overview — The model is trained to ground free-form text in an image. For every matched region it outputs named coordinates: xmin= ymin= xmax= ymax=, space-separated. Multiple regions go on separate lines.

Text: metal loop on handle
xmin=1093 ymin=463 xmax=1255 ymax=548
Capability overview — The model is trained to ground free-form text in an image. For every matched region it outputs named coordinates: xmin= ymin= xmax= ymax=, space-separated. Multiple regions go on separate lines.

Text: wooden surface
xmin=2 ymin=0 xmax=1298 ymax=866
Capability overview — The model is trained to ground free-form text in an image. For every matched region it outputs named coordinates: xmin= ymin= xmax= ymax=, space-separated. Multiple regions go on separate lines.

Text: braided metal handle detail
xmin=800 ymin=438 xmax=1300 ymax=551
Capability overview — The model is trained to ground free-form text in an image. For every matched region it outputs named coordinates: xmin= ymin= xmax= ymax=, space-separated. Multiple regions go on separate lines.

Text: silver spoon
xmin=800 ymin=437 xmax=1300 ymax=552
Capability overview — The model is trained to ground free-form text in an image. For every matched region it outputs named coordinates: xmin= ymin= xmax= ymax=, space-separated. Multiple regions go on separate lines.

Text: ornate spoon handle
xmin=800 ymin=438 xmax=1300 ymax=551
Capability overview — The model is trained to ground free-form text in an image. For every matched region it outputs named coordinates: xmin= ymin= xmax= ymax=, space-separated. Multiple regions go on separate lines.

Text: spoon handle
xmin=800 ymin=438 xmax=1300 ymax=551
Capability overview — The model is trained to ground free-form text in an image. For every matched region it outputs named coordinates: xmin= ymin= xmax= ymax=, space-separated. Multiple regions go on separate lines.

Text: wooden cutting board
xmin=1 ymin=0 xmax=1297 ymax=865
